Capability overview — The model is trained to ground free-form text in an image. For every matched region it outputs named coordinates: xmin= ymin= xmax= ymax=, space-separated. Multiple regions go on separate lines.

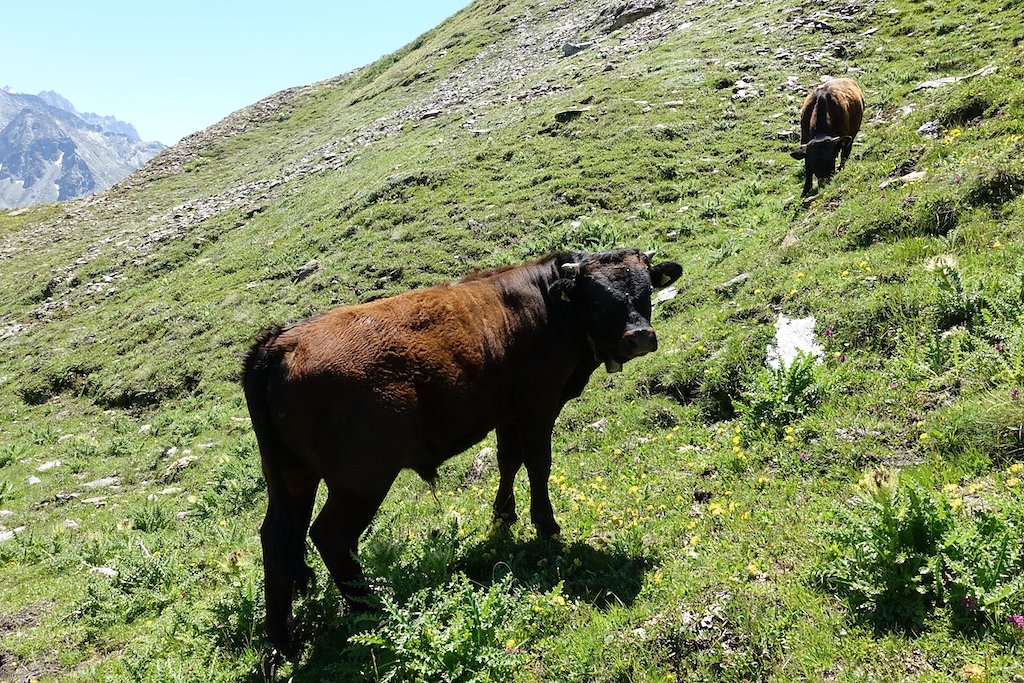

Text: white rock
xmin=0 ymin=510 xmax=13 ymax=519
xmin=90 ymin=566 xmax=118 ymax=578
xmin=37 ymin=460 xmax=62 ymax=471
xmin=27 ymin=475 xmax=42 ymax=485
xmin=64 ymin=519 xmax=80 ymax=530
xmin=0 ymin=526 xmax=26 ymax=543
xmin=766 ymin=315 xmax=824 ymax=371
xmin=654 ymin=287 xmax=679 ymax=305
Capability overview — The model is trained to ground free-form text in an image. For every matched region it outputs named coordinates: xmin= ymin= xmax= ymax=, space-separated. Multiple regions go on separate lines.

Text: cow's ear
xmin=549 ymin=278 xmax=576 ymax=302
xmin=790 ymin=146 xmax=807 ymax=160
xmin=650 ymin=262 xmax=682 ymax=288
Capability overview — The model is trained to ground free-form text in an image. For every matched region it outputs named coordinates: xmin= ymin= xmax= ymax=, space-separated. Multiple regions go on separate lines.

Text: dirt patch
xmin=0 ymin=602 xmax=62 ymax=682
xmin=0 ymin=650 xmax=62 ymax=683
xmin=0 ymin=602 xmax=50 ymax=636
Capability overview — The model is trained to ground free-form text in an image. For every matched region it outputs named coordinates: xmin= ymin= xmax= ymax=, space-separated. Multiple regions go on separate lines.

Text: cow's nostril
xmin=624 ymin=328 xmax=657 ymax=354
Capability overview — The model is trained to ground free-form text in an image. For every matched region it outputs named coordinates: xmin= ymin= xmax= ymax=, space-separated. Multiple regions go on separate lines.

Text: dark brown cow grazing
xmin=242 ymin=248 xmax=682 ymax=652
xmin=790 ymin=77 xmax=865 ymax=196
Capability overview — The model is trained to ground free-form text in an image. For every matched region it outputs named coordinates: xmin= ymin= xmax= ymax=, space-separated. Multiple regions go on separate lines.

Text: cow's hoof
xmin=492 ymin=511 xmax=518 ymax=526
xmin=534 ymin=519 xmax=561 ymax=540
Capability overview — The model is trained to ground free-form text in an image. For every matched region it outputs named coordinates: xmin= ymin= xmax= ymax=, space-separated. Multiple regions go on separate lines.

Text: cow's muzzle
xmin=621 ymin=327 xmax=657 ymax=357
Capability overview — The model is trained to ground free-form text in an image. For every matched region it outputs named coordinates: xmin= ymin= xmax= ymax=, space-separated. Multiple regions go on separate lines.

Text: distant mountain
xmin=0 ymin=88 xmax=163 ymax=208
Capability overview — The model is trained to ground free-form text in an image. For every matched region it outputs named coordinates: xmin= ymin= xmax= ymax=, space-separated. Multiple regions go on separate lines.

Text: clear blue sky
xmin=4 ymin=1 xmax=470 ymax=144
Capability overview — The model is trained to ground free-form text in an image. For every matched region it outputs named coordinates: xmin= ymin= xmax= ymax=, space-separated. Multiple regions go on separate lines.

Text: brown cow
xmin=790 ymin=77 xmax=865 ymax=196
xmin=242 ymin=248 xmax=682 ymax=652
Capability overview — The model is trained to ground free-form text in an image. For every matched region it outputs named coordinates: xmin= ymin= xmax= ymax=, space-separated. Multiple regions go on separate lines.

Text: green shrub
xmin=739 ymin=352 xmax=824 ymax=431
xmin=351 ymin=573 xmax=530 ymax=683
xmin=817 ymin=470 xmax=1024 ymax=631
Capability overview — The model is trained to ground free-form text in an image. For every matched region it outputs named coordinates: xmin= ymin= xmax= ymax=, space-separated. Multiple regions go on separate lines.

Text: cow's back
xmin=263 ymin=274 xmax=560 ymax=471
xmin=800 ymin=78 xmax=865 ymax=142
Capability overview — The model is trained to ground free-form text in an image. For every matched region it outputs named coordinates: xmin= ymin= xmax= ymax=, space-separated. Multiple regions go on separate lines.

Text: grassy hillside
xmin=2 ymin=0 xmax=1024 ymax=680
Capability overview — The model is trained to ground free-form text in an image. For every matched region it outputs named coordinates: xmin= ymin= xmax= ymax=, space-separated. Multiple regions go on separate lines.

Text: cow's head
xmin=790 ymin=135 xmax=852 ymax=180
xmin=551 ymin=249 xmax=682 ymax=373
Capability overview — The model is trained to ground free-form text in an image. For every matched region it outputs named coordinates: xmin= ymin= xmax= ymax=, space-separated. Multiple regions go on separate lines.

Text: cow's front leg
xmin=520 ymin=422 xmax=560 ymax=539
xmin=492 ymin=424 xmax=522 ymax=526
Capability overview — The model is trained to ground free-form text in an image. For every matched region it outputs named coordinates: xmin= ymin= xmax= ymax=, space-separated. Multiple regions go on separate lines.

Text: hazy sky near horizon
xmin=4 ymin=1 xmax=470 ymax=144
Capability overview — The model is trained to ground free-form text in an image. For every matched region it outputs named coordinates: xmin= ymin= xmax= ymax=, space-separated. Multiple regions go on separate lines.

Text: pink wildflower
xmin=1007 ymin=614 xmax=1024 ymax=629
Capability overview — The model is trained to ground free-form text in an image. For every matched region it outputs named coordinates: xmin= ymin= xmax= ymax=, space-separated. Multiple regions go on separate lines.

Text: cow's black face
xmin=792 ymin=135 xmax=852 ymax=181
xmin=552 ymin=249 xmax=682 ymax=372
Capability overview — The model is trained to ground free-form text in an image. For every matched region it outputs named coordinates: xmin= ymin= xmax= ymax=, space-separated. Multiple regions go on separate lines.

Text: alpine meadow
xmin=2 ymin=0 xmax=1024 ymax=680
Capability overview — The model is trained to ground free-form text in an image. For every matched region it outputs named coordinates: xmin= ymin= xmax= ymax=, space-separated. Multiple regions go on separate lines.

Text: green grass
xmin=2 ymin=0 xmax=1024 ymax=680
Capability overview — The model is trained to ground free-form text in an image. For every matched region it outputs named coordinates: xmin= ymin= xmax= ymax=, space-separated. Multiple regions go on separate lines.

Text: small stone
xmin=90 ymin=566 xmax=118 ymax=578
xmin=28 ymin=475 xmax=42 ymax=485
xmin=555 ymin=108 xmax=590 ymax=123
xmin=37 ymin=460 xmax=62 ymax=472
xmin=717 ymin=273 xmax=750 ymax=293
xmin=0 ymin=510 xmax=13 ymax=519
xmin=0 ymin=527 xmax=26 ymax=543
xmin=81 ymin=496 xmax=107 ymax=506
xmin=64 ymin=519 xmax=80 ymax=530
xmin=917 ymin=120 xmax=941 ymax=138
xmin=83 ymin=476 xmax=120 ymax=489
xmin=162 ymin=456 xmax=199 ymax=480
xmin=562 ymin=41 xmax=594 ymax=57
xmin=588 ymin=418 xmax=608 ymax=433
xmin=292 ymin=259 xmax=320 ymax=282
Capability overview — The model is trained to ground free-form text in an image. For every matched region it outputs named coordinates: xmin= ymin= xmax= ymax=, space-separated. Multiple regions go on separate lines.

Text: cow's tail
xmin=812 ymin=88 xmax=830 ymax=137
xmin=242 ymin=326 xmax=314 ymax=597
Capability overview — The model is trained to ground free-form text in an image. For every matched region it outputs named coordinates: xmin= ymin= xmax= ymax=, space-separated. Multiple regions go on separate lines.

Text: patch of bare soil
xmin=0 ymin=602 xmax=62 ymax=683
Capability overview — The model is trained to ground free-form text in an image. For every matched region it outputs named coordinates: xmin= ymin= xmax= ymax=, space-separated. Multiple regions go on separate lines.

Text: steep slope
xmin=0 ymin=89 xmax=163 ymax=208
xmin=1 ymin=0 xmax=1023 ymax=680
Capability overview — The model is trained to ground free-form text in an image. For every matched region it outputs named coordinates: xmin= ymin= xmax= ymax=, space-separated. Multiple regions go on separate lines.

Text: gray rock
xmin=917 ymin=120 xmax=941 ymax=138
xmin=83 ymin=476 xmax=120 ymax=489
xmin=717 ymin=273 xmax=751 ymax=292
xmin=555 ymin=108 xmax=590 ymax=123
xmin=162 ymin=455 xmax=199 ymax=481
xmin=606 ymin=1 xmax=666 ymax=32
xmin=292 ymin=259 xmax=320 ymax=282
xmin=562 ymin=41 xmax=595 ymax=57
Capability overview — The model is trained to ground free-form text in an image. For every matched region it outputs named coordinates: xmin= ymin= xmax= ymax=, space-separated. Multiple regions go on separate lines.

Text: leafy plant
xmin=817 ymin=470 xmax=1024 ymax=631
xmin=739 ymin=352 xmax=824 ymax=431
xmin=350 ymin=573 xmax=530 ymax=683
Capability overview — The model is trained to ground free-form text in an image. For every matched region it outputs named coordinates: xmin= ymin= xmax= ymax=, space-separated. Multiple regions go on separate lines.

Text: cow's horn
xmin=561 ymin=262 xmax=581 ymax=277
xmin=643 ymin=249 xmax=657 ymax=260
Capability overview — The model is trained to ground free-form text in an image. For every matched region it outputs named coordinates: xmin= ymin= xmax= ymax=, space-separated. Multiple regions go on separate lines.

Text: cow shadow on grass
xmin=284 ymin=523 xmax=654 ymax=681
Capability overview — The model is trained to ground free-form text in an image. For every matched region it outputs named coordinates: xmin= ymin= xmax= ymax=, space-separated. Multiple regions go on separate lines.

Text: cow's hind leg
xmin=261 ymin=467 xmax=318 ymax=655
xmin=839 ymin=140 xmax=852 ymax=170
xmin=311 ymin=473 xmax=396 ymax=611
xmin=492 ymin=424 xmax=522 ymax=525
